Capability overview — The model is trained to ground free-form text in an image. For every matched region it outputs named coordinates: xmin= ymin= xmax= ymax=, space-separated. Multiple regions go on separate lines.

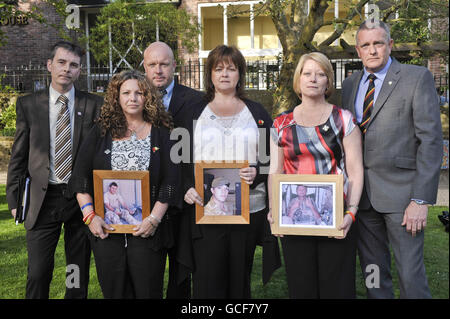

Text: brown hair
xmin=49 ymin=41 xmax=85 ymax=60
xmin=204 ymin=45 xmax=246 ymax=102
xmin=98 ymin=69 xmax=173 ymax=138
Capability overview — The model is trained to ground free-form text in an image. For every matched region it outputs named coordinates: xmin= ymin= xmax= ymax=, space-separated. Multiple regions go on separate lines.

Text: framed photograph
xmin=195 ymin=161 xmax=250 ymax=224
xmin=271 ymin=174 xmax=344 ymax=237
xmin=93 ymin=170 xmax=150 ymax=234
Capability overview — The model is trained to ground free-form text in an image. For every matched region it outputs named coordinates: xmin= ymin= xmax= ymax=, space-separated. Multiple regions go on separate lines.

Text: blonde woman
xmin=268 ymin=52 xmax=364 ymax=298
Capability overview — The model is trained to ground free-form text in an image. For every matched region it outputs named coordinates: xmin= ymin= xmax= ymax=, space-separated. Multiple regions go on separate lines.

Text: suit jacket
xmin=6 ymin=89 xmax=103 ymax=230
xmin=341 ymin=58 xmax=443 ymax=213
xmin=168 ymin=82 xmax=204 ymax=128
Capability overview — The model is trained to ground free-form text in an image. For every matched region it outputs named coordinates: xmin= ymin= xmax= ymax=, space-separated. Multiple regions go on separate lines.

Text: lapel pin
xmin=152 ymin=146 xmax=160 ymax=153
xmin=323 ymin=124 xmax=329 ymax=132
xmin=388 ymin=81 xmax=392 ymax=85
xmin=104 ymin=149 xmax=111 ymax=154
xmin=77 ymin=111 xmax=82 ymax=116
xmin=258 ymin=119 xmax=264 ymax=125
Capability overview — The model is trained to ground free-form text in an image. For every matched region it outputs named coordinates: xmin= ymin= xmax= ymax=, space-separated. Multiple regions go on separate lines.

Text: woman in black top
xmin=181 ymin=45 xmax=280 ymax=298
xmin=69 ymin=70 xmax=180 ymax=298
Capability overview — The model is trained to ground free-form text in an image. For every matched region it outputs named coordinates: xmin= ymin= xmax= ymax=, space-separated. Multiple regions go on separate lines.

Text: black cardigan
xmin=175 ymin=97 xmax=281 ymax=285
xmin=69 ymin=123 xmax=182 ymax=251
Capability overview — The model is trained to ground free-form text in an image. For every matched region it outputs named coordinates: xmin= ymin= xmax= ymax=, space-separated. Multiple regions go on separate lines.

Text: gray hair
xmin=356 ymin=20 xmax=391 ymax=45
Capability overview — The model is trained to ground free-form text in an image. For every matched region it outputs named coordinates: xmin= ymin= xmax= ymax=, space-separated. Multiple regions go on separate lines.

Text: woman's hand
xmin=89 ymin=215 xmax=114 ymax=239
xmin=334 ymin=214 xmax=353 ymax=239
xmin=184 ymin=187 xmax=203 ymax=206
xmin=239 ymin=167 xmax=257 ymax=185
xmin=133 ymin=217 xmax=157 ymax=238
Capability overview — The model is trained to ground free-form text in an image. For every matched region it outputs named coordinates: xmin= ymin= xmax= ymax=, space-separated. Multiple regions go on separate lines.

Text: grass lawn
xmin=0 ymin=184 xmax=448 ymax=299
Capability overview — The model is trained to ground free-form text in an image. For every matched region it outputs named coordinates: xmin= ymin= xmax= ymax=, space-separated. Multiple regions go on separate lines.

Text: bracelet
xmin=345 ymin=211 xmax=356 ymax=223
xmin=150 ymin=213 xmax=161 ymax=224
xmin=146 ymin=216 xmax=158 ymax=227
xmin=81 ymin=202 xmax=93 ymax=211
xmin=83 ymin=212 xmax=96 ymax=225
xmin=82 ymin=211 xmax=94 ymax=222
xmin=347 ymin=204 xmax=359 ymax=210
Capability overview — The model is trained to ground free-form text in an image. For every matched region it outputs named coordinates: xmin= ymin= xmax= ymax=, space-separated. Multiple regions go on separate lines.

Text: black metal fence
xmin=1 ymin=59 xmax=448 ymax=94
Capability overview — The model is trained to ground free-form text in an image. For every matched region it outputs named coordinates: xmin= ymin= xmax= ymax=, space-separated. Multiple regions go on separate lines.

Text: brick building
xmin=0 ymin=0 xmax=448 ymax=93
xmin=0 ymin=0 xmax=76 ymax=67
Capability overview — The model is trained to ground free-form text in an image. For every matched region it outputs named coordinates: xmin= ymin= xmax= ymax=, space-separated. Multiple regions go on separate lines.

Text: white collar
xmin=49 ymin=85 xmax=75 ymax=106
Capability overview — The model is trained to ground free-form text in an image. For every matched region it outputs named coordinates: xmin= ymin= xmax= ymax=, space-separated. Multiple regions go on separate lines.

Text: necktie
xmin=360 ymin=74 xmax=376 ymax=134
xmin=54 ymin=95 xmax=72 ymax=183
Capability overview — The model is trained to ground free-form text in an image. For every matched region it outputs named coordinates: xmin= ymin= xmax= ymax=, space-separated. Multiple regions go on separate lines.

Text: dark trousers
xmin=91 ymin=234 xmax=167 ymax=299
xmin=192 ymin=210 xmax=266 ymax=299
xmin=25 ymin=185 xmax=91 ymax=299
xmin=280 ymin=223 xmax=357 ymax=299
xmin=166 ymin=212 xmax=191 ymax=299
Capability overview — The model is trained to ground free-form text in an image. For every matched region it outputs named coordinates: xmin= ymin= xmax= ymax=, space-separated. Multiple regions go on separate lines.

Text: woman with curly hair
xmin=69 ymin=69 xmax=180 ymax=298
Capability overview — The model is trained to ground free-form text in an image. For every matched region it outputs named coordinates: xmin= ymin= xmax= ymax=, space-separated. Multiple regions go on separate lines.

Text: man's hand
xmin=11 ymin=208 xmax=16 ymax=219
xmin=402 ymin=201 xmax=428 ymax=237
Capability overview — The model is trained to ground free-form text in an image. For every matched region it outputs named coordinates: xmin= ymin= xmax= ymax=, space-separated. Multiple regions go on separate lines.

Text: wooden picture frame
xmin=93 ymin=170 xmax=150 ymax=233
xmin=271 ymin=174 xmax=344 ymax=237
xmin=195 ymin=161 xmax=250 ymax=224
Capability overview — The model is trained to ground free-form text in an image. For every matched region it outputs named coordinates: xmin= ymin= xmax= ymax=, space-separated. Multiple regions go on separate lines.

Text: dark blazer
xmin=69 ymin=123 xmax=182 ymax=251
xmin=168 ymin=82 xmax=204 ymax=128
xmin=6 ymin=89 xmax=103 ymax=230
xmin=341 ymin=58 xmax=443 ymax=212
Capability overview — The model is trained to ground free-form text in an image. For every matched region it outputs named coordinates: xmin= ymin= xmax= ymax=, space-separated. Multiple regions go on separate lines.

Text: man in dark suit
xmin=6 ymin=41 xmax=103 ymax=299
xmin=143 ymin=41 xmax=203 ymax=298
xmin=342 ymin=21 xmax=443 ymax=298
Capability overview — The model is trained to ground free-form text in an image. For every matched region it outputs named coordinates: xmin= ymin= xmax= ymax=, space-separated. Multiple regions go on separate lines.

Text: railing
xmin=1 ymin=59 xmax=448 ymax=94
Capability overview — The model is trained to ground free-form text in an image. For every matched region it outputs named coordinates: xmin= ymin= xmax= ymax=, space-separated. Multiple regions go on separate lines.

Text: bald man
xmin=144 ymin=42 xmax=203 ymax=298
xmin=143 ymin=42 xmax=203 ymax=127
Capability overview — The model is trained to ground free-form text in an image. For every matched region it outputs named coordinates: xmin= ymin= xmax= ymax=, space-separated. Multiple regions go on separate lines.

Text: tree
xmin=83 ymin=0 xmax=200 ymax=69
xmin=245 ymin=0 xmax=449 ymax=116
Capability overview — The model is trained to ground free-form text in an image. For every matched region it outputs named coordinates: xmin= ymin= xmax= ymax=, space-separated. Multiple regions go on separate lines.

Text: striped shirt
xmin=272 ymin=105 xmax=355 ymax=196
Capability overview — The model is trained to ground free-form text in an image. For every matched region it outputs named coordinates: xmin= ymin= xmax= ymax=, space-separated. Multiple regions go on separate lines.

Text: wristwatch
xmin=412 ymin=199 xmax=428 ymax=205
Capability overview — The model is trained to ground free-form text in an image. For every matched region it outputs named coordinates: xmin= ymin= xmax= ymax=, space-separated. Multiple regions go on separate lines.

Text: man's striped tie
xmin=360 ymin=73 xmax=376 ymax=134
xmin=54 ymin=94 xmax=72 ymax=183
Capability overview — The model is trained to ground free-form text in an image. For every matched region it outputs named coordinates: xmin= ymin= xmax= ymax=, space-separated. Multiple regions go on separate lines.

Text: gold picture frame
xmin=93 ymin=170 xmax=150 ymax=233
xmin=271 ymin=174 xmax=344 ymax=237
xmin=195 ymin=161 xmax=250 ymax=224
